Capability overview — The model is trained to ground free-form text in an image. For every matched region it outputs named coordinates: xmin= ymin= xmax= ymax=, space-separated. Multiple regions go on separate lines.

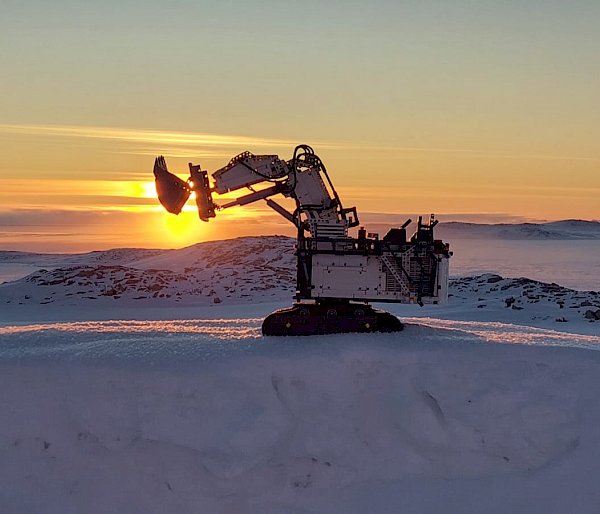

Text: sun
xmin=161 ymin=211 xmax=205 ymax=247
xmin=118 ymin=180 xmax=160 ymax=200
xmin=139 ymin=181 xmax=158 ymax=199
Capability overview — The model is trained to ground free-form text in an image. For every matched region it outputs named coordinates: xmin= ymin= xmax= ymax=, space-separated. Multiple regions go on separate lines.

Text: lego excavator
xmin=153 ymin=145 xmax=450 ymax=336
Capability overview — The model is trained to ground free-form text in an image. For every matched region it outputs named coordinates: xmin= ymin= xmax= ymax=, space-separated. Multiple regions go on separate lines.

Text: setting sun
xmin=161 ymin=211 xmax=206 ymax=247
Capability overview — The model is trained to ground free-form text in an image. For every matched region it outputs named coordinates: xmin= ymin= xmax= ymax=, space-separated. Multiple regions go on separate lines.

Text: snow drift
xmin=2 ymin=328 xmax=600 ymax=514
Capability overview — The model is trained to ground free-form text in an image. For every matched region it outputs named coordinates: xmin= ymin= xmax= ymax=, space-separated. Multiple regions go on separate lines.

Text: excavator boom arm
xmin=154 ymin=145 xmax=358 ymax=238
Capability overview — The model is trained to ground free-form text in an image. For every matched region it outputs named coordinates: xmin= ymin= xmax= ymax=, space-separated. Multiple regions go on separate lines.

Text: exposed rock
xmin=584 ymin=309 xmax=600 ymax=321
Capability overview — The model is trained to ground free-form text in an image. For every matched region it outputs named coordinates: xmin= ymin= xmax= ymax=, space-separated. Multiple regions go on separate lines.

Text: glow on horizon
xmin=1 ymin=122 xmax=599 ymax=252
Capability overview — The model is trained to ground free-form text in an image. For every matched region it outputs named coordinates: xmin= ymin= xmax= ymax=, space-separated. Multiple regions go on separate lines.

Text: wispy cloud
xmin=358 ymin=212 xmax=539 ymax=224
xmin=119 ymin=147 xmax=236 ymax=158
xmin=2 ymin=123 xmax=599 ymax=162
xmin=0 ymin=206 xmax=589 ymax=252
xmin=0 ymin=207 xmax=294 ymax=252
xmin=0 ymin=124 xmax=302 ymax=150
xmin=0 ymin=207 xmax=544 ymax=228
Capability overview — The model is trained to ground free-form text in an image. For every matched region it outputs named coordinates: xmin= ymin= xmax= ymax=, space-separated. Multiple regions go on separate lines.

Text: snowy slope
xmin=0 ymin=247 xmax=165 ymax=268
xmin=131 ymin=235 xmax=294 ymax=273
xmin=0 ymin=236 xmax=295 ymax=312
xmin=0 ymin=247 xmax=166 ymax=284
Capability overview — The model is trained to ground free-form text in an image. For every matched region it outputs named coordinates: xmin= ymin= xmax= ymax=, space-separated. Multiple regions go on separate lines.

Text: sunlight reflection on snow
xmin=404 ymin=317 xmax=600 ymax=351
xmin=0 ymin=318 xmax=263 ymax=340
xmin=0 ymin=316 xmax=599 ymax=367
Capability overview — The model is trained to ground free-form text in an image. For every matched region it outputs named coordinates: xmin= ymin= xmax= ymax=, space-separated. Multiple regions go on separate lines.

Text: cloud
xmin=0 ymin=208 xmax=141 ymax=227
xmin=0 ymin=206 xmax=585 ymax=252
xmin=0 ymin=207 xmax=540 ymax=229
xmin=0 ymin=124 xmax=305 ymax=150
xmin=2 ymin=123 xmax=599 ymax=162
xmin=0 ymin=207 xmax=295 ymax=252
xmin=358 ymin=212 xmax=539 ymax=224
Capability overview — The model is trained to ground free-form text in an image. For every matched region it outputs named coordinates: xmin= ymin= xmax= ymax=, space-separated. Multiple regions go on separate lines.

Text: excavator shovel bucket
xmin=153 ymin=156 xmax=191 ymax=214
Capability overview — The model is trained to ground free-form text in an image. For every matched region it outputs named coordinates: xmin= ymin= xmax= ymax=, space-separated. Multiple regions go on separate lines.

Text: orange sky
xmin=0 ymin=123 xmax=598 ymax=251
xmin=1 ymin=2 xmax=599 ymax=251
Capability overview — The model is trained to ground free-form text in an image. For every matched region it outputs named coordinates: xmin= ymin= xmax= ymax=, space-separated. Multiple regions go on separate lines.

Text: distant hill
xmin=0 ymin=236 xmax=293 ymax=270
xmin=435 ymin=219 xmax=600 ymax=240
xmin=0 ymin=236 xmax=296 ymax=306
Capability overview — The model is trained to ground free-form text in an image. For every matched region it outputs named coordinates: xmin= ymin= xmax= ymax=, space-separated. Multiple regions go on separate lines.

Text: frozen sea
xmin=449 ymin=239 xmax=600 ymax=290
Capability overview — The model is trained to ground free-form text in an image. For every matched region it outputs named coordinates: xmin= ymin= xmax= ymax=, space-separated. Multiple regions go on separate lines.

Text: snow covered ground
xmin=1 ymin=316 xmax=600 ymax=513
xmin=1 ymin=234 xmax=599 ymax=513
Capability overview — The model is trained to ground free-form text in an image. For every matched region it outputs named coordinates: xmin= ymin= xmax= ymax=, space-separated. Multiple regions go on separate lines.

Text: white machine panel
xmin=311 ymin=252 xmax=447 ymax=304
xmin=212 ymin=153 xmax=288 ymax=193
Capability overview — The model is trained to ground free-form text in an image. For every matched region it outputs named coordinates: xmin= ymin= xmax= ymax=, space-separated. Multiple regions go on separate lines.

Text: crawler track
xmin=261 ymin=302 xmax=404 ymax=336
